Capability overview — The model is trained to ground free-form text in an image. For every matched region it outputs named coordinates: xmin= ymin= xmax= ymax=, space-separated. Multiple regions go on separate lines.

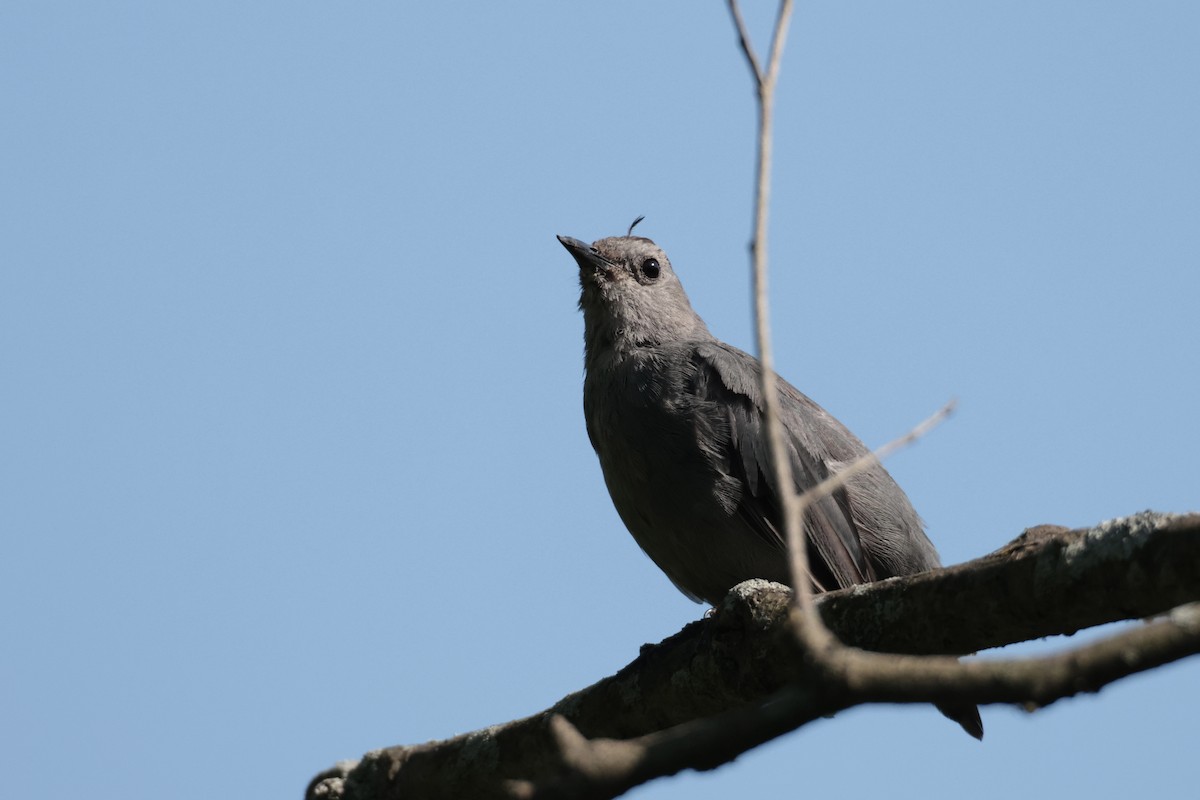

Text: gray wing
xmin=687 ymin=341 xmax=875 ymax=590
xmin=690 ymin=343 xmax=980 ymax=736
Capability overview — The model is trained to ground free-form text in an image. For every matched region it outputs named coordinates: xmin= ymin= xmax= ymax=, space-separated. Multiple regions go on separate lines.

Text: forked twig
xmin=727 ymin=0 xmax=828 ymax=634
xmin=728 ymin=0 xmax=958 ymax=653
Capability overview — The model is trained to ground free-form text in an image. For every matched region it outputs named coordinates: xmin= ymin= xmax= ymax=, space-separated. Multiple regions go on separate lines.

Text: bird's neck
xmin=581 ymin=311 xmax=711 ymax=371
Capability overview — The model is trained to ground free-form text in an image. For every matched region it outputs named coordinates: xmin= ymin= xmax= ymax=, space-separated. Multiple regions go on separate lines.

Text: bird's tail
xmin=936 ymin=701 xmax=984 ymax=740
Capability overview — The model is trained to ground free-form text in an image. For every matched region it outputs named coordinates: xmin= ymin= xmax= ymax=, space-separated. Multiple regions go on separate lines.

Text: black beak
xmin=557 ymin=235 xmax=613 ymax=275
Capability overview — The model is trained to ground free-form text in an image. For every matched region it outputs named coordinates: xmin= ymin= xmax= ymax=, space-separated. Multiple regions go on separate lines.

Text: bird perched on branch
xmin=557 ymin=222 xmax=982 ymax=739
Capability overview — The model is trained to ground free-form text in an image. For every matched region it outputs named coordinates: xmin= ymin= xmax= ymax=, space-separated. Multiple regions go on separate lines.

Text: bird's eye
xmin=641 ymin=258 xmax=661 ymax=280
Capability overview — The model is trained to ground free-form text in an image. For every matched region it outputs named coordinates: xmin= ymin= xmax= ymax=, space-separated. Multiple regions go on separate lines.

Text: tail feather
xmin=936 ymin=701 xmax=984 ymax=740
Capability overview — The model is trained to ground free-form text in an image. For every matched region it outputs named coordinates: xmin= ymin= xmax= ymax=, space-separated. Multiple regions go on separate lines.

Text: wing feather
xmin=687 ymin=342 xmax=875 ymax=589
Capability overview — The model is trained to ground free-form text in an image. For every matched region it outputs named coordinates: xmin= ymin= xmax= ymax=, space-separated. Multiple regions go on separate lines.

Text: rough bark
xmin=307 ymin=511 xmax=1200 ymax=800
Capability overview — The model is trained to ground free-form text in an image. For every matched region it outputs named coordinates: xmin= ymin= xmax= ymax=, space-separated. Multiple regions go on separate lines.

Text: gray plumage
xmin=558 ymin=230 xmax=982 ymax=739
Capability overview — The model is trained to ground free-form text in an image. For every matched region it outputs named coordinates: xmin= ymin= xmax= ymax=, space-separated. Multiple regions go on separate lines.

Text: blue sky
xmin=2 ymin=3 xmax=1196 ymax=799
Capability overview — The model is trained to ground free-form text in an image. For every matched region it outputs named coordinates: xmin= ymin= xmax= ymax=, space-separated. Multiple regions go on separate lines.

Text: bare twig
xmin=727 ymin=0 xmax=956 ymax=664
xmin=726 ymin=0 xmax=763 ymax=85
xmin=727 ymin=0 xmax=824 ymax=636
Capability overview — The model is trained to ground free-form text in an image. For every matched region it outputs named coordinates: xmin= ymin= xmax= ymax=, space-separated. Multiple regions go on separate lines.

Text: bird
xmin=557 ymin=223 xmax=983 ymax=739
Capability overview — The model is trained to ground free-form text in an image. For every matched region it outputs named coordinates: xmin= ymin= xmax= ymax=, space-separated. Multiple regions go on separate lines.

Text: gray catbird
xmin=558 ymin=227 xmax=983 ymax=740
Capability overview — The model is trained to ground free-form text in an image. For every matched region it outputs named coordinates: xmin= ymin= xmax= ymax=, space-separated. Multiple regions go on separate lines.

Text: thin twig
xmin=727 ymin=0 xmax=819 ymax=635
xmin=726 ymin=0 xmax=764 ymax=86
xmin=762 ymin=0 xmax=794 ymax=98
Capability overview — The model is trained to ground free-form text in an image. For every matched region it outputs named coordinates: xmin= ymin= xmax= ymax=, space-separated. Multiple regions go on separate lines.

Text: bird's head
xmin=558 ymin=222 xmax=708 ymax=358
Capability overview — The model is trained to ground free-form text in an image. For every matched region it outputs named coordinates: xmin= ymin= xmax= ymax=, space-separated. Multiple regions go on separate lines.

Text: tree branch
xmin=306 ymin=512 xmax=1200 ymax=800
xmin=510 ymin=599 xmax=1200 ymax=800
